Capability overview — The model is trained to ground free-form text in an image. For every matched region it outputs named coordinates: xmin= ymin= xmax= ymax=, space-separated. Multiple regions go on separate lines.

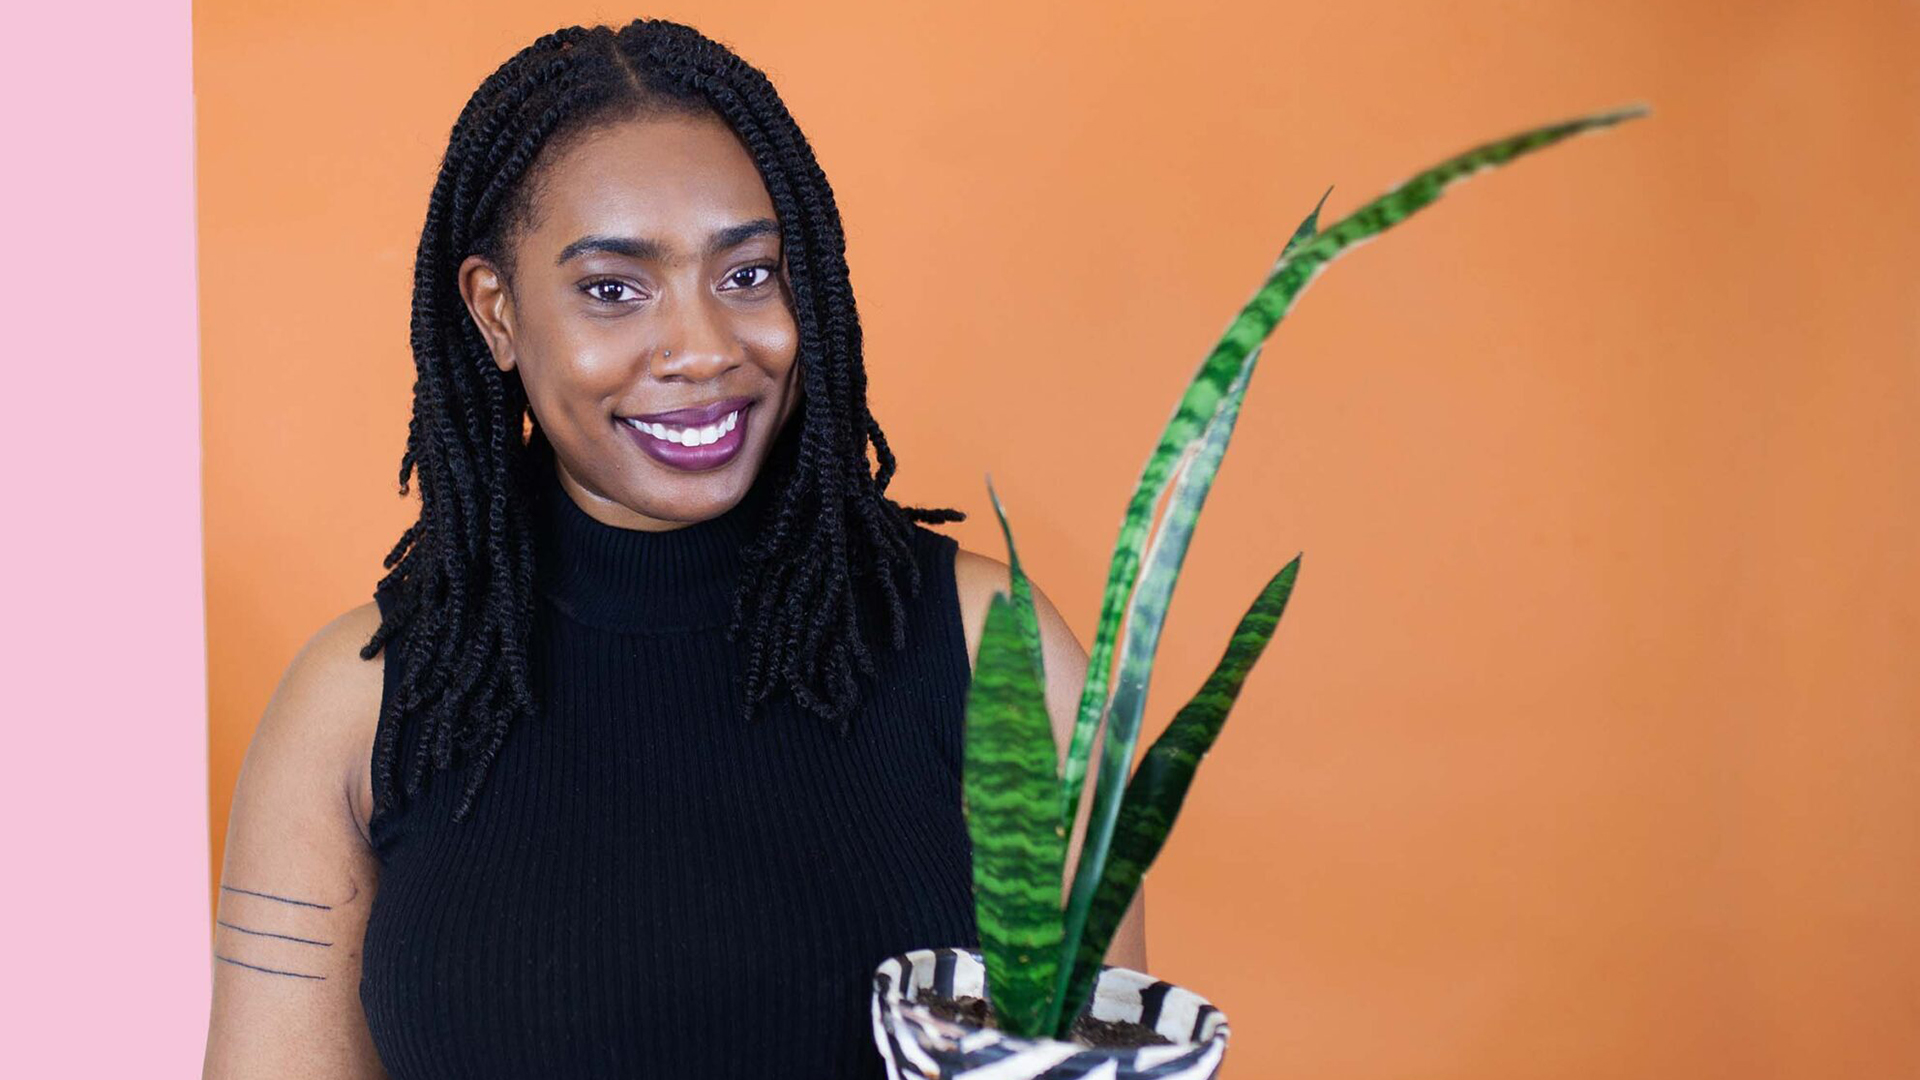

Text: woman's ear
xmin=457 ymin=253 xmax=519 ymax=373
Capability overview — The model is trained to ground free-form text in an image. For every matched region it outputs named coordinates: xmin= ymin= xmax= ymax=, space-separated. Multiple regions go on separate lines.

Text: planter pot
xmin=871 ymin=947 xmax=1230 ymax=1079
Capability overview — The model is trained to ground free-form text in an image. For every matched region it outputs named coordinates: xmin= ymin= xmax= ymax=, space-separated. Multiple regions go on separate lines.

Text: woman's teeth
xmin=623 ymin=409 xmax=739 ymax=446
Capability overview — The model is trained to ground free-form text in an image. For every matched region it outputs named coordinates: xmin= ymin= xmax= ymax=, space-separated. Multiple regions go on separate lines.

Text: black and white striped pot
xmin=871 ymin=947 xmax=1230 ymax=1079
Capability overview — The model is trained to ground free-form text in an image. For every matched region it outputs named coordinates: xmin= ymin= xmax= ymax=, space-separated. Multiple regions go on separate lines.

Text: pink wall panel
xmin=0 ymin=1 xmax=211 ymax=1073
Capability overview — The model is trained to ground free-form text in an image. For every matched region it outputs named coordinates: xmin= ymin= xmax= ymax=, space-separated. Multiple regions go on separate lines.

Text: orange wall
xmin=197 ymin=2 xmax=1919 ymax=1076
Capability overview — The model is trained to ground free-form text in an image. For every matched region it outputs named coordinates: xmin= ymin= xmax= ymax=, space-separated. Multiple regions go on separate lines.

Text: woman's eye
xmin=582 ymin=279 xmax=637 ymax=304
xmin=725 ymin=264 xmax=777 ymax=291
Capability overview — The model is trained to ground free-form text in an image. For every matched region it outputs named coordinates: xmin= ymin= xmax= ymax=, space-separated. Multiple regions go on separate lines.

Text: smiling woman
xmin=202 ymin=16 xmax=1141 ymax=1080
xmin=456 ymin=115 xmax=803 ymax=518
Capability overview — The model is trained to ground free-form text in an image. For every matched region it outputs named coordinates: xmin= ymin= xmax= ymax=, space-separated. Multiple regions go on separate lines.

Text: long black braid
xmin=359 ymin=19 xmax=965 ymax=824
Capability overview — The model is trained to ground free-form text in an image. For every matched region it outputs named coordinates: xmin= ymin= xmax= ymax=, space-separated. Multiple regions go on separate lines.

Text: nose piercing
xmin=664 ymin=350 xmax=671 ymax=357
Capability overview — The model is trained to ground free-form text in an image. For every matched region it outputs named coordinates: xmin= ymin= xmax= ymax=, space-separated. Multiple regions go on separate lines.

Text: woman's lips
xmin=618 ymin=402 xmax=751 ymax=472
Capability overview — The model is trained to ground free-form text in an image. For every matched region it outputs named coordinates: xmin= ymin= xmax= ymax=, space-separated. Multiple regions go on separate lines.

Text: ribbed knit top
xmin=359 ymin=462 xmax=981 ymax=1079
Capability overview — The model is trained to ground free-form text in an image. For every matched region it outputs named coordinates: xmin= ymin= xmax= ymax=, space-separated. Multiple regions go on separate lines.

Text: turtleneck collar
xmin=533 ymin=461 xmax=779 ymax=634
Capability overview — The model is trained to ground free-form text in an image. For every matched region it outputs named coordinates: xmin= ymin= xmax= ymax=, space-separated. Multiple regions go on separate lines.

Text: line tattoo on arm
xmin=219 ymin=883 xmax=334 ymax=910
xmin=216 ymin=919 xmax=333 ymax=947
xmin=214 ymin=881 xmax=349 ymax=982
xmin=215 ymin=954 xmax=326 ymax=981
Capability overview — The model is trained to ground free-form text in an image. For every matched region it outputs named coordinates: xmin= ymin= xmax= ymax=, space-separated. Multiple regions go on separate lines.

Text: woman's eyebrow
xmin=555 ymin=218 xmax=781 ymax=266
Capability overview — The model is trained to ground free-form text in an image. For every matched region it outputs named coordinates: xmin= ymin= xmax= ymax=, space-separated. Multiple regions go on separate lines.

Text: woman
xmin=203 ymin=18 xmax=1146 ymax=1079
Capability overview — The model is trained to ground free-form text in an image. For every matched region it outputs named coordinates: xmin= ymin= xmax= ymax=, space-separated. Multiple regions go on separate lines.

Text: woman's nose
xmin=653 ymin=293 xmax=739 ymax=380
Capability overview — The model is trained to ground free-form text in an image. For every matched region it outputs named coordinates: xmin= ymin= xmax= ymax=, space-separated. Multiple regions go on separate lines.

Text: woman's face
xmin=458 ymin=110 xmax=803 ymax=531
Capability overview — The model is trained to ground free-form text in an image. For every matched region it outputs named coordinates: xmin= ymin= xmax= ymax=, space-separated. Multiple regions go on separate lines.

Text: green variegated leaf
xmin=1054 ymin=188 xmax=1331 ymax=833
xmin=1046 ymin=103 xmax=1648 ymax=1034
xmin=1048 ymin=342 xmax=1260 ymax=1033
xmin=985 ymin=476 xmax=1047 ymax=692
xmin=1274 ymin=184 xmax=1334 ymax=272
xmin=963 ymin=589 xmax=1064 ymax=1037
xmin=1055 ymin=557 xmax=1301 ymax=1035
xmin=1039 ymin=197 xmax=1321 ymax=1036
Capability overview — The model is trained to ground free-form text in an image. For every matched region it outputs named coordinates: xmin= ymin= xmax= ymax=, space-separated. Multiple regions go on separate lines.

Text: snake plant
xmin=958 ymin=103 xmax=1649 ymax=1041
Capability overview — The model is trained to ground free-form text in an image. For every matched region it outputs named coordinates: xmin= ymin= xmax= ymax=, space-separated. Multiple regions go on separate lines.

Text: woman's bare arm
xmin=203 ymin=602 xmax=389 ymax=1079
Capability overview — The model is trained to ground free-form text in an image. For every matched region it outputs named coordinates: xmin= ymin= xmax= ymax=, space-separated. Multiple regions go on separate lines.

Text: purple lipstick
xmin=617 ymin=396 xmax=755 ymax=472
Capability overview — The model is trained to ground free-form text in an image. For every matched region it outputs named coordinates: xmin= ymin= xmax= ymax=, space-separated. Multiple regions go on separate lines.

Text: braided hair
xmin=360 ymin=18 xmax=966 ymax=824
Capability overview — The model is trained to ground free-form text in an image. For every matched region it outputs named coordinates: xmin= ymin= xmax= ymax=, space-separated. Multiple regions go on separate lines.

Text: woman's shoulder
xmin=947 ymin=543 xmax=1085 ymax=680
xmin=261 ymin=599 xmax=388 ymax=848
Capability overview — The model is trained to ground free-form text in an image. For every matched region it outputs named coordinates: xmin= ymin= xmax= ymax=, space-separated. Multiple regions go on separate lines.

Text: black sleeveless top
xmin=359 ymin=463 xmax=981 ymax=1079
